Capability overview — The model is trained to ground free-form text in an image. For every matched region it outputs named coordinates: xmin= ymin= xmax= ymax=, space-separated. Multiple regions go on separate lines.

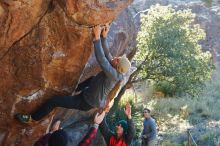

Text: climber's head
xmin=111 ymin=54 xmax=131 ymax=74
xmin=48 ymin=129 xmax=68 ymax=146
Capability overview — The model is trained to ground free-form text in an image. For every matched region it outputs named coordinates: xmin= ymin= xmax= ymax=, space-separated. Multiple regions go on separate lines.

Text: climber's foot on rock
xmin=15 ymin=113 xmax=33 ymax=124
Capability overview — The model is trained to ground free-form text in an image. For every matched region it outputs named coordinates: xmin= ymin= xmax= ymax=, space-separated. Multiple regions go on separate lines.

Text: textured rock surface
xmin=0 ymin=0 xmax=134 ymax=145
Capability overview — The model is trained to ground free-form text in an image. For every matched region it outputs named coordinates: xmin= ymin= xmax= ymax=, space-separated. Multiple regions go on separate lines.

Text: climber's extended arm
xmin=101 ymin=24 xmax=113 ymax=62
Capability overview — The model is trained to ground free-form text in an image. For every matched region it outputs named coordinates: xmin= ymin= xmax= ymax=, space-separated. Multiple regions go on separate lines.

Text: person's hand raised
xmin=94 ymin=111 xmax=106 ymax=125
xmin=50 ymin=120 xmax=61 ymax=133
xmin=124 ymin=103 xmax=132 ymax=119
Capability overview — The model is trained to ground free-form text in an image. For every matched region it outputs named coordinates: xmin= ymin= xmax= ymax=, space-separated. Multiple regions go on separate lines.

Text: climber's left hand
xmin=93 ymin=25 xmax=102 ymax=40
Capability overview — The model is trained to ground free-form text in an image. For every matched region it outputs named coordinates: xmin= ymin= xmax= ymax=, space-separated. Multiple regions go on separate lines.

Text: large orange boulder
xmin=0 ymin=0 xmax=134 ymax=145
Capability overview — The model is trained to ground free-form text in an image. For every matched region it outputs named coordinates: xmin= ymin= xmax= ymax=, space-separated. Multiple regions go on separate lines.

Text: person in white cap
xmin=15 ymin=24 xmax=131 ymax=124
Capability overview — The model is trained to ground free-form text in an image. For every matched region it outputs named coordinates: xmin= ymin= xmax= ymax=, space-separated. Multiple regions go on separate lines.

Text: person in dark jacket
xmin=100 ymin=103 xmax=135 ymax=146
xmin=15 ymin=24 xmax=131 ymax=123
xmin=141 ymin=108 xmax=157 ymax=146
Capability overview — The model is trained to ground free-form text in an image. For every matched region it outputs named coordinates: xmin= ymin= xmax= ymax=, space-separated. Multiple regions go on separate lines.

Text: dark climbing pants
xmin=31 ymin=76 xmax=95 ymax=121
xmin=31 ymin=93 xmax=93 ymax=121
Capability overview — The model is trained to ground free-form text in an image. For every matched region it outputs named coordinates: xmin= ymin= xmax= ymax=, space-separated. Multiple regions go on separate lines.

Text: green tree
xmin=108 ymin=6 xmax=214 ymax=144
xmin=110 ymin=4 xmax=214 ymax=115
xmin=134 ymin=4 xmax=214 ymax=96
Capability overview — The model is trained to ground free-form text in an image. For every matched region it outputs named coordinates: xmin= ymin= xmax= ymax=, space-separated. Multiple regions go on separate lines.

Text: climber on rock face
xmin=15 ymin=23 xmax=131 ymax=124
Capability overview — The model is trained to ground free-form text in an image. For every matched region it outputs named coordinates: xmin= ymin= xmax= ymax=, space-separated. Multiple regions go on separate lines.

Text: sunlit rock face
xmin=0 ymin=0 xmax=135 ymax=145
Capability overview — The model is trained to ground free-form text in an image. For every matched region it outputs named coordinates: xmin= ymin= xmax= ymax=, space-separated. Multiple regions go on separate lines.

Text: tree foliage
xmin=107 ymin=6 xmax=215 ymax=144
xmin=134 ymin=4 xmax=214 ymax=95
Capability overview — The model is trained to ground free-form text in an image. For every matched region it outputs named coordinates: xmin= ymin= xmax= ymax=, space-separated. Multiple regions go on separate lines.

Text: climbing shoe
xmin=15 ymin=113 xmax=32 ymax=124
